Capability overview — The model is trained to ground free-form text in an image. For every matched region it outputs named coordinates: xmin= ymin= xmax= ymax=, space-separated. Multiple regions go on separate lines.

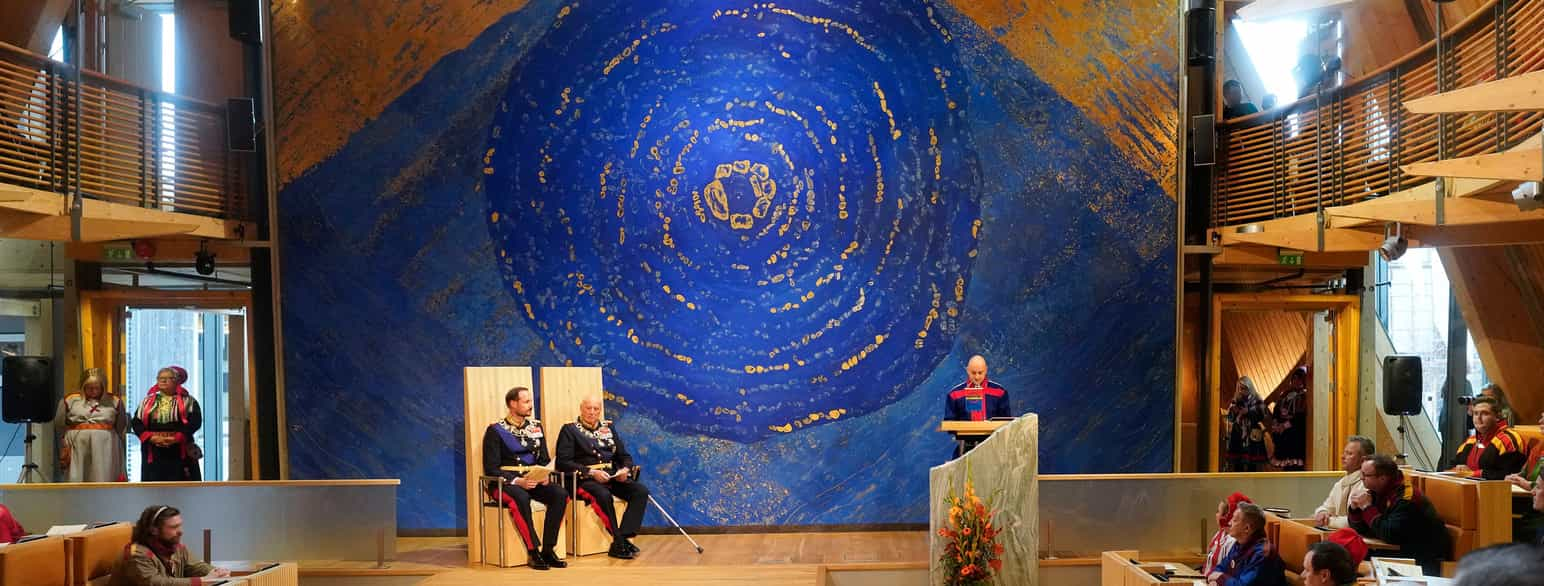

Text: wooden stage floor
xmin=300 ymin=531 xmax=928 ymax=585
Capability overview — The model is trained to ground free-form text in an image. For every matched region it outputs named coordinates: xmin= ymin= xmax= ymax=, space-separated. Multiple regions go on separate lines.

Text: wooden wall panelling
xmin=1443 ymin=244 xmax=1544 ymax=423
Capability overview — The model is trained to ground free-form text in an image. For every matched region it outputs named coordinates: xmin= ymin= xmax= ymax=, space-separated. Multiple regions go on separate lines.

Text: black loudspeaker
xmin=227 ymin=97 xmax=257 ymax=152
xmin=2 ymin=356 xmax=55 ymax=423
xmin=1383 ymin=355 xmax=1423 ymax=415
xmin=1192 ymin=114 xmax=1215 ymax=166
xmin=229 ymin=0 xmax=261 ymax=44
xmin=1344 ymin=267 xmax=1366 ymax=295
xmin=1186 ymin=8 xmax=1216 ymax=66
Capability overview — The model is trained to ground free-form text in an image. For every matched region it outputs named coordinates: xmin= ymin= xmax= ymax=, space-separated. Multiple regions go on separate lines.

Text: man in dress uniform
xmin=555 ymin=395 xmax=651 ymax=560
xmin=482 ymin=386 xmax=568 ymax=570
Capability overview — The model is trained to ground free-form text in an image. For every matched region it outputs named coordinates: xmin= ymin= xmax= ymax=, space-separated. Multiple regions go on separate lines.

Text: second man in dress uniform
xmin=555 ymin=395 xmax=651 ymax=559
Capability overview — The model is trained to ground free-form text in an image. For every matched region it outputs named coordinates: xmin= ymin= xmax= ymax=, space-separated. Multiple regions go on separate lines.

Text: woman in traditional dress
xmin=1224 ymin=378 xmax=1269 ymax=472
xmin=132 ymin=366 xmax=204 ymax=481
xmin=54 ymin=368 xmax=127 ymax=482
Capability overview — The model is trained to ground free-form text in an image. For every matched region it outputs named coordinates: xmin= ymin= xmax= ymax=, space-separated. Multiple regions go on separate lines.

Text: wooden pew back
xmin=66 ymin=523 xmax=131 ymax=586
xmin=0 ymin=535 xmax=68 ymax=586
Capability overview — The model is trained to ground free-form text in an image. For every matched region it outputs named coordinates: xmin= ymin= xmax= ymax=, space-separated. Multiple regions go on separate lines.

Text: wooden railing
xmin=1214 ymin=0 xmax=1544 ymax=227
xmin=0 ymin=41 xmax=245 ymax=219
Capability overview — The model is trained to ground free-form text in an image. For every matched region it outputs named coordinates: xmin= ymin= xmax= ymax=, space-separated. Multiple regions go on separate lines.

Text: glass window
xmin=1382 ymin=248 xmax=1486 ymax=435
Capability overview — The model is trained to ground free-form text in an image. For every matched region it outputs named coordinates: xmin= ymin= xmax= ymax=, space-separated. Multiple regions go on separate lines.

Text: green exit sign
xmin=103 ymin=245 xmax=135 ymax=261
xmin=1278 ymin=250 xmax=1304 ymax=266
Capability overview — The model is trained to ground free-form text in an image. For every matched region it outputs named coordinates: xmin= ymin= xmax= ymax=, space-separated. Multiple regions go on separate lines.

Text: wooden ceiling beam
xmin=1402 ymin=149 xmax=1542 ymax=182
xmin=1404 ymin=70 xmax=1544 ymax=114
xmin=0 ymin=184 xmax=251 ymax=242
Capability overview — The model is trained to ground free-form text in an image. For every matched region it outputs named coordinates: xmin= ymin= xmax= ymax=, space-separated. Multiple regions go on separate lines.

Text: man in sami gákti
xmin=945 ymin=355 xmax=1011 ymax=422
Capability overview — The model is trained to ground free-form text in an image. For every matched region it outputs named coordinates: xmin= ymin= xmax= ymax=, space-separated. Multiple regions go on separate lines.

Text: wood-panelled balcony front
xmin=0 ymin=41 xmax=251 ymax=242
xmin=1212 ymin=0 xmax=1544 ymax=253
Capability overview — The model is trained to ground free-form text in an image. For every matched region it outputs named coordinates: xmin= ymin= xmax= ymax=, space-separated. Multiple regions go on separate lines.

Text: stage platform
xmin=293 ymin=531 xmax=928 ymax=585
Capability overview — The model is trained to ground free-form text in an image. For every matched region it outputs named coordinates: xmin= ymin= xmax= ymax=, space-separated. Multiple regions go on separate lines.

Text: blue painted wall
xmin=275 ymin=0 xmax=1177 ymax=530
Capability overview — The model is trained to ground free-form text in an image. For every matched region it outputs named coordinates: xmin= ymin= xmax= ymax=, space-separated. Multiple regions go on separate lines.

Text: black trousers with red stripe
xmin=576 ymin=479 xmax=650 ymax=540
xmin=495 ymin=481 xmax=568 ymax=552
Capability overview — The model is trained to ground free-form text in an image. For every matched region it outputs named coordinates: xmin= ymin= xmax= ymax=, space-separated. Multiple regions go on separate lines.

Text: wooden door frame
xmin=79 ymin=289 xmax=258 ymax=479
xmin=1207 ymin=293 xmax=1361 ymax=472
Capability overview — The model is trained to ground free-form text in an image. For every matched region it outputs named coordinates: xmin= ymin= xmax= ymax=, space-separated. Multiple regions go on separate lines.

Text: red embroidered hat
xmin=1327 ymin=527 xmax=1368 ymax=566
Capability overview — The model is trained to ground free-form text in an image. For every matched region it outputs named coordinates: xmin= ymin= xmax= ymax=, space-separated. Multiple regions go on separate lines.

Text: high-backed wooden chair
xmin=65 ymin=522 xmax=131 ymax=586
xmin=0 ymin=535 xmax=67 ymax=586
xmin=1275 ymin=519 xmax=1324 ymax=583
xmin=539 ymin=366 xmax=627 ymax=556
xmin=463 ymin=366 xmax=564 ymax=566
xmin=1411 ymin=471 xmax=1510 ymax=562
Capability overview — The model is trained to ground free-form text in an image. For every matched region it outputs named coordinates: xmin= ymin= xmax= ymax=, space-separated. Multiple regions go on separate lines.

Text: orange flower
xmin=960 ymin=565 xmax=973 ymax=577
xmin=993 ymin=543 xmax=1004 ymax=555
xmin=990 ymin=558 xmax=1003 ymax=571
xmin=962 ymin=527 xmax=971 ymax=536
xmin=937 ymin=528 xmax=949 ymax=537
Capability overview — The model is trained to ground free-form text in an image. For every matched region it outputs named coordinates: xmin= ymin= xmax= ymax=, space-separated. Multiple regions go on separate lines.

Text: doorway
xmin=79 ymin=290 xmax=253 ymax=482
xmin=123 ymin=308 xmax=247 ymax=481
xmin=1207 ymin=294 xmax=1361 ymax=471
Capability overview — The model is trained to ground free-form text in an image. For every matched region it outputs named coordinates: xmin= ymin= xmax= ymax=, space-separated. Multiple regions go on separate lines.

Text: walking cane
xmin=647 ymin=493 xmax=704 ymax=554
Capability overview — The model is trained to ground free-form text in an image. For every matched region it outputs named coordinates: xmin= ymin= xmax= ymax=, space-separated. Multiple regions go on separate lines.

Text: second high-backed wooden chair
xmin=539 ymin=366 xmax=629 ymax=557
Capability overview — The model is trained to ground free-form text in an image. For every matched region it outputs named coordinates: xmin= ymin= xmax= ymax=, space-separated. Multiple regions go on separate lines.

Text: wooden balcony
xmin=0 ymin=41 xmax=251 ymax=242
xmin=1211 ymin=0 xmax=1544 ymax=253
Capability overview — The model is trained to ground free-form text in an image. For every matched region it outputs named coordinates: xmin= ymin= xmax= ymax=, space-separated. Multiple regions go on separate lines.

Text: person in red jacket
xmin=1452 ymin=396 xmax=1524 ymax=480
xmin=0 ymin=503 xmax=24 ymax=543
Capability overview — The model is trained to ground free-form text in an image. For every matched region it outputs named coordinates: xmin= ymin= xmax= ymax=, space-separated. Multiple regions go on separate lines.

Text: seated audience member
xmin=1204 ymin=492 xmax=1253 ymax=575
xmin=1532 ymin=479 xmax=1544 ymax=545
xmin=1453 ymin=396 xmax=1524 ymax=480
xmin=1505 ymin=409 xmax=1544 ymax=542
xmin=0 ymin=503 xmax=24 ymax=543
xmin=1301 ymin=541 xmax=1358 ymax=586
xmin=1348 ymin=454 xmax=1450 ymax=575
xmin=110 ymin=505 xmax=230 ymax=586
xmin=1222 ymin=80 xmax=1259 ymax=119
xmin=1453 ymin=543 xmax=1544 ymax=586
xmin=1325 ymin=527 xmax=1368 ymax=567
xmin=1208 ymin=502 xmax=1285 ymax=586
xmin=1260 ymin=94 xmax=1278 ymax=111
xmin=1313 ymin=436 xmax=1372 ymax=528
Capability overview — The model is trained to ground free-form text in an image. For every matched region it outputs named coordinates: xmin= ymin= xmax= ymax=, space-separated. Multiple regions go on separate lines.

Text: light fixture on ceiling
xmin=1512 ymin=182 xmax=1541 ymax=212
xmin=1378 ymin=223 xmax=1408 ymax=262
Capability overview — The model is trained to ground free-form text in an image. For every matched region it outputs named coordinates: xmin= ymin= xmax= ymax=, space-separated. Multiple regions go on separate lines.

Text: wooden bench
xmin=1100 ymin=550 xmax=1205 ymax=585
xmin=65 ymin=522 xmax=131 ymax=586
xmin=1408 ymin=470 xmax=1511 ymax=560
xmin=0 ymin=535 xmax=67 ymax=586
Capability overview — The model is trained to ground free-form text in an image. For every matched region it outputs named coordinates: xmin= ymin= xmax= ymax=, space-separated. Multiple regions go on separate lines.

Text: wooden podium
xmin=937 ymin=420 xmax=1012 ymax=454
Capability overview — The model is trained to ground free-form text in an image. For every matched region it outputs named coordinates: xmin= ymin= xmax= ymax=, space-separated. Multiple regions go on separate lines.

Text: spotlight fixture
xmin=194 ymin=242 xmax=216 ymax=276
xmin=1378 ymin=223 xmax=1408 ymax=262
xmin=1513 ymin=181 xmax=1541 ymax=212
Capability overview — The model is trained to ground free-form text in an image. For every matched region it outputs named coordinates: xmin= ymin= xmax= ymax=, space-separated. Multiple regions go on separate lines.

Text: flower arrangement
xmin=936 ymin=473 xmax=1005 ymax=585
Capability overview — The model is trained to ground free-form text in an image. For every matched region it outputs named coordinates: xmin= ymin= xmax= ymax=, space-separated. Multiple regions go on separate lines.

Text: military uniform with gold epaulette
xmin=555 ymin=417 xmax=650 ymax=559
xmin=482 ymin=416 xmax=569 ymax=569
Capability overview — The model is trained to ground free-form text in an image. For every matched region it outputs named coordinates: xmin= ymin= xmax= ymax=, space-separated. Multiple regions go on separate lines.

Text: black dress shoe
xmin=526 ymin=550 xmax=549 ymax=570
xmin=608 ymin=541 xmax=637 ymax=559
xmin=624 ymin=538 xmax=641 ymax=554
xmin=540 ymin=549 xmax=568 ymax=568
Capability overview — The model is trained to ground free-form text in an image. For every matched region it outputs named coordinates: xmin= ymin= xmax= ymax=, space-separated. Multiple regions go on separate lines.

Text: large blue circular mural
xmin=484 ymin=0 xmax=982 ymax=441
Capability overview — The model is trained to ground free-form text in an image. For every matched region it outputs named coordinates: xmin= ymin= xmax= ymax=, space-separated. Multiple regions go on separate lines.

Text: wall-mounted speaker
xmin=1382 ymin=355 xmax=1423 ymax=416
xmin=229 ymin=0 xmax=262 ymax=45
xmin=1192 ymin=114 xmax=1215 ymax=167
xmin=2 ymin=356 xmax=55 ymax=424
xmin=1186 ymin=8 xmax=1216 ymax=66
xmin=227 ymin=97 xmax=257 ymax=152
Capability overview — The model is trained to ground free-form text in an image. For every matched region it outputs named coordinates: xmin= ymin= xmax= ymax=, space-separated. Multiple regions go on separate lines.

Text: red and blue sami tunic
xmin=945 ymin=379 xmax=1011 ymax=421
